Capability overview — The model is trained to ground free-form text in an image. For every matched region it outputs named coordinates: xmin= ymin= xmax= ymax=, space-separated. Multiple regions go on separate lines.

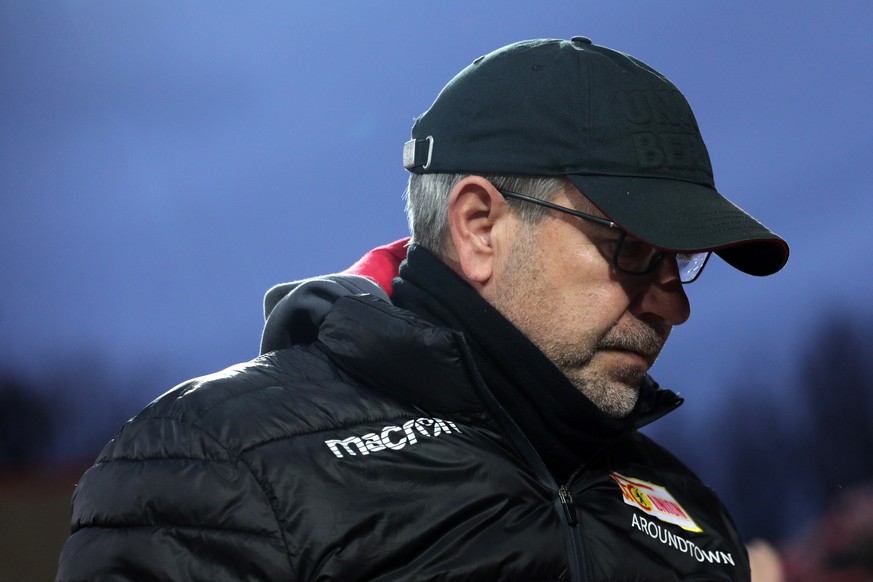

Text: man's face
xmin=486 ymin=188 xmax=691 ymax=418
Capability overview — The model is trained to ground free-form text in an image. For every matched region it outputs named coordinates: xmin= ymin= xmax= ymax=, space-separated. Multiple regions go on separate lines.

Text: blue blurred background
xmin=2 ymin=1 xmax=872 ymax=576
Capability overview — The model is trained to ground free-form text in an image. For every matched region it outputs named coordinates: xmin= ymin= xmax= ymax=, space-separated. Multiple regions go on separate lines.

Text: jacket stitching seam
xmin=97 ymin=415 xmax=231 ymax=463
xmin=193 ymin=380 xmax=301 ymax=417
xmin=93 ymin=455 xmax=233 ymax=465
xmin=235 ymin=453 xmax=297 ymax=578
xmin=92 ymin=415 xmax=297 ymax=578
xmin=193 ymin=378 xmax=361 ymax=419
xmin=70 ymin=523 xmax=282 ymax=538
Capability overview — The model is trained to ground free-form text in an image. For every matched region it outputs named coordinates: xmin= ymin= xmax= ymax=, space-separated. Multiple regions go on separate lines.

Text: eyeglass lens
xmin=615 ymin=234 xmax=710 ymax=284
xmin=499 ymin=187 xmax=711 ymax=283
xmin=676 ymin=252 xmax=710 ymax=283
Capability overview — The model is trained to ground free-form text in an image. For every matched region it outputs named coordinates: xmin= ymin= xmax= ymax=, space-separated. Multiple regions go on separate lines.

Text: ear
xmin=446 ymin=177 xmax=513 ymax=287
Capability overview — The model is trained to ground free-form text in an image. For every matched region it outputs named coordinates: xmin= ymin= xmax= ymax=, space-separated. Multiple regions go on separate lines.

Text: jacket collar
xmin=291 ymin=245 xmax=682 ymax=480
xmin=392 ymin=245 xmax=682 ymax=479
xmin=316 ymin=292 xmax=485 ymax=415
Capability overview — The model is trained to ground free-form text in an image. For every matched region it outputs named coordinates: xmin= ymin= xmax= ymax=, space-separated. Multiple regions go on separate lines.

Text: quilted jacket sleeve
xmin=56 ymin=412 xmax=291 ymax=581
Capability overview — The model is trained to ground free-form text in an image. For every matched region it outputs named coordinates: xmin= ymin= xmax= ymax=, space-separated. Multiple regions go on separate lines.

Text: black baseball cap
xmin=403 ymin=37 xmax=789 ymax=276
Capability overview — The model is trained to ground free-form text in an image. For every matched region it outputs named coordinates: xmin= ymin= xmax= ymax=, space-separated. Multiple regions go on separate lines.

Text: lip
xmin=598 ymin=347 xmax=655 ymax=369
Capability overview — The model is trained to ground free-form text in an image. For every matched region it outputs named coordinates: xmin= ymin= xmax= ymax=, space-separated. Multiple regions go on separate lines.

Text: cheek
xmin=555 ymin=235 xmax=615 ymax=288
xmin=534 ymin=280 xmax=620 ymax=346
xmin=504 ymin=224 xmax=633 ymax=344
xmin=549 ymin=258 xmax=631 ymax=321
xmin=557 ymin=292 xmax=622 ymax=344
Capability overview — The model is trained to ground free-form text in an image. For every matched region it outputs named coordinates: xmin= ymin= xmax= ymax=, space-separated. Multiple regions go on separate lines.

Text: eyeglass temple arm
xmin=498 ymin=189 xmax=620 ymax=230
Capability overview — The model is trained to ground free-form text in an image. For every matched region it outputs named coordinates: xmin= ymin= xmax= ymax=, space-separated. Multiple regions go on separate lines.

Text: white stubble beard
xmin=489 ymin=228 xmax=667 ymax=418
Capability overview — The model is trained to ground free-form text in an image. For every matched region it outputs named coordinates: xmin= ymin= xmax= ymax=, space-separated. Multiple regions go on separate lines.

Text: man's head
xmin=402 ymin=38 xmax=789 ymax=416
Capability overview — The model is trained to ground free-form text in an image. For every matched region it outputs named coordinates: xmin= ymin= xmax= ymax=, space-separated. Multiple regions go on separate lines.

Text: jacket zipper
xmin=454 ymin=333 xmax=587 ymax=581
xmin=558 ymin=484 xmax=588 ymax=580
xmin=559 ymin=485 xmax=578 ymax=525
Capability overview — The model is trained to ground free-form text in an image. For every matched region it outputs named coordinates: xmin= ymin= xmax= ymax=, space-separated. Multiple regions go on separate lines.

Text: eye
xmin=596 ymin=237 xmax=622 ymax=258
xmin=619 ymin=237 xmax=652 ymax=260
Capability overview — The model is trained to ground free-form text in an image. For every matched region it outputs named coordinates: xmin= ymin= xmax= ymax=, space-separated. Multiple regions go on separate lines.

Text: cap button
xmin=571 ymin=36 xmax=592 ymax=46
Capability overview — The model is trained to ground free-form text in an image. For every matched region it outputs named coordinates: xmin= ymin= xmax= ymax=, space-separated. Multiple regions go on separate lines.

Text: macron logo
xmin=325 ymin=417 xmax=462 ymax=459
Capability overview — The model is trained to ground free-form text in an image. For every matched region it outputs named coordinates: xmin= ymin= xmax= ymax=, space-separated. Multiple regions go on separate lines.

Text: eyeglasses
xmin=498 ymin=189 xmax=710 ymax=284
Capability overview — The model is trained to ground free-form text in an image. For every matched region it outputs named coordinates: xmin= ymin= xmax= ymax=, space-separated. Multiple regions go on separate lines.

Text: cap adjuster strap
xmin=402 ymin=136 xmax=434 ymax=170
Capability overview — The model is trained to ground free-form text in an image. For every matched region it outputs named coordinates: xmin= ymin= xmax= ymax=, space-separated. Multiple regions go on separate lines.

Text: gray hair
xmin=404 ymin=173 xmax=566 ymax=256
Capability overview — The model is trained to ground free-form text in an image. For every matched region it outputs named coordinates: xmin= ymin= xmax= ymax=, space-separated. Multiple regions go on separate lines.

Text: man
xmin=57 ymin=37 xmax=788 ymax=580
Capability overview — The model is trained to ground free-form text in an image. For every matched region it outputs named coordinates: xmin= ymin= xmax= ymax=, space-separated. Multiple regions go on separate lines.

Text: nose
xmin=631 ymin=255 xmax=691 ymax=326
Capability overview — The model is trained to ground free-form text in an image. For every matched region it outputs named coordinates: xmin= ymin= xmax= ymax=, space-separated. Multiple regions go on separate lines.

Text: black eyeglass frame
xmin=497 ymin=188 xmax=710 ymax=284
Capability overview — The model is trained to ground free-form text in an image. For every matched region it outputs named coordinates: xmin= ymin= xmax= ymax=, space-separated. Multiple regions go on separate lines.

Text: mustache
xmin=596 ymin=317 xmax=668 ymax=359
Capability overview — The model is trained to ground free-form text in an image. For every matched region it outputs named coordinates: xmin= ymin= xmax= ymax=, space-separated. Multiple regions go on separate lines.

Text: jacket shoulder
xmin=101 ymin=344 xmax=388 ymax=462
xmin=58 ymin=345 xmax=386 ymax=581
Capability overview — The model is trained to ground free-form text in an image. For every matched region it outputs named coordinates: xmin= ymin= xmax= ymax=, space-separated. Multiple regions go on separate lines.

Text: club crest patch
xmin=610 ymin=472 xmax=703 ymax=533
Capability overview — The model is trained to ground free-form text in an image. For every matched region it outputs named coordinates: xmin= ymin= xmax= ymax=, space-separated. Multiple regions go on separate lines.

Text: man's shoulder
xmin=99 ymin=345 xmax=389 ymax=462
xmin=149 ymin=347 xmax=343 ymax=416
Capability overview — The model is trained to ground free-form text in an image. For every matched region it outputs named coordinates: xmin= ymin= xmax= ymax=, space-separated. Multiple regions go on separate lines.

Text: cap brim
xmin=568 ymin=175 xmax=789 ymax=276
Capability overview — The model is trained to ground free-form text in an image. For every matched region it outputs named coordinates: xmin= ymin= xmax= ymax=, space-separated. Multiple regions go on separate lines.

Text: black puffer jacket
xmin=57 ymin=259 xmax=750 ymax=581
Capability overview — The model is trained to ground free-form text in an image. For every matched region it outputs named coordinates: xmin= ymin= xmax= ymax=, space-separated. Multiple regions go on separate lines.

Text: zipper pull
xmin=559 ymin=485 xmax=578 ymax=526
